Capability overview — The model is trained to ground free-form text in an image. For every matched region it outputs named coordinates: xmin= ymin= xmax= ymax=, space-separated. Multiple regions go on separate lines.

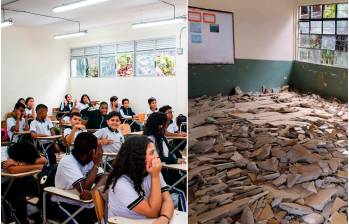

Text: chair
xmin=135 ymin=113 xmax=145 ymax=124
xmin=119 ymin=124 xmax=131 ymax=136
xmin=92 ymin=188 xmax=106 ymax=224
xmin=5 ymin=112 xmax=14 ymax=120
xmin=179 ymin=122 xmax=187 ymax=133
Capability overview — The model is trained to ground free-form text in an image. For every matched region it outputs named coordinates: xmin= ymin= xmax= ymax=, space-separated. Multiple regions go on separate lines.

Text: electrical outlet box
xmin=177 ymin=48 xmax=184 ymax=55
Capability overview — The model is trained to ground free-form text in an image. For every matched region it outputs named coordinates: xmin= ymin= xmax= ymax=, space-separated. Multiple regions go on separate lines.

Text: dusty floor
xmin=188 ymin=88 xmax=348 ymax=224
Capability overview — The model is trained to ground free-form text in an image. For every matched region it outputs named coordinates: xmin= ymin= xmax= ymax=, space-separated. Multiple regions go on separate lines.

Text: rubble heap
xmin=188 ymin=88 xmax=348 ymax=224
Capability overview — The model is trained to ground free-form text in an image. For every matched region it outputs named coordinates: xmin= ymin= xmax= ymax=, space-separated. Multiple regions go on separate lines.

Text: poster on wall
xmin=203 ymin=13 xmax=216 ymax=24
xmin=210 ymin=24 xmax=219 ymax=33
xmin=188 ymin=11 xmax=202 ymax=22
xmin=190 ymin=22 xmax=202 ymax=33
xmin=191 ymin=34 xmax=202 ymax=43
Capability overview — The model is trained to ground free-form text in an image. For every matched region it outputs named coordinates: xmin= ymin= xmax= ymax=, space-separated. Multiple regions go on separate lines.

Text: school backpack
xmin=1 ymin=128 xmax=10 ymax=142
xmin=36 ymin=164 xmax=58 ymax=211
xmin=176 ymin=114 xmax=187 ymax=132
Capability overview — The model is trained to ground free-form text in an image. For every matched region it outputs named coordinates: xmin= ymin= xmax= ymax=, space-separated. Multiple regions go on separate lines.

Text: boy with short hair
xmin=109 ymin=96 xmax=121 ymax=112
xmin=7 ymin=102 xmax=29 ymax=142
xmin=80 ymin=101 xmax=108 ymax=129
xmin=119 ymin=98 xmax=140 ymax=132
xmin=147 ymin=97 xmax=158 ymax=116
xmin=64 ymin=112 xmax=86 ymax=146
xmin=159 ymin=105 xmax=186 ymax=138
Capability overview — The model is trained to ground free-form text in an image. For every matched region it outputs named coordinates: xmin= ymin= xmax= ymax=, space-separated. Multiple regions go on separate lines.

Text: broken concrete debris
xmin=189 ymin=89 xmax=348 ymax=224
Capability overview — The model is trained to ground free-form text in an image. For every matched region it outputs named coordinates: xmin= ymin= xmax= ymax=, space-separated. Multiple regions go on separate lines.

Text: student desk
xmin=108 ymin=210 xmax=187 ymax=224
xmin=127 ymin=131 xmax=143 ymax=136
xmin=43 ymin=186 xmax=93 ymax=224
xmin=1 ymin=170 xmax=41 ymax=223
xmin=102 ymin=152 xmax=117 ymax=170
xmin=34 ymin=135 xmax=61 ymax=166
xmin=11 ymin=131 xmax=31 ymax=142
xmin=86 ymin=129 xmax=99 ymax=133
xmin=162 ymin=163 xmax=187 ymax=190
xmin=166 ymin=135 xmax=187 ymax=156
xmin=51 ymin=120 xmax=60 ymax=128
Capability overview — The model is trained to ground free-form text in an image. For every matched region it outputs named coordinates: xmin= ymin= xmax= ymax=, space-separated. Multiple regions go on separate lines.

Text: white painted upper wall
xmin=1 ymin=26 xmax=70 ymax=119
xmin=189 ymin=0 xmax=296 ymax=61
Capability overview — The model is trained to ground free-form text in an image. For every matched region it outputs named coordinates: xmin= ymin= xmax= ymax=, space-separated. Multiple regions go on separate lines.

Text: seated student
xmin=52 ymin=132 xmax=103 ymax=224
xmin=30 ymin=104 xmax=59 ymax=165
xmin=119 ymin=98 xmax=141 ymax=132
xmin=109 ymin=96 xmax=121 ymax=112
xmin=104 ymin=135 xmax=174 ymax=222
xmin=1 ymin=142 xmax=46 ymax=224
xmin=147 ymin=97 xmax=158 ymax=116
xmin=59 ymin=94 xmax=75 ymax=112
xmin=76 ymin=94 xmax=94 ymax=112
xmin=144 ymin=112 xmax=185 ymax=165
xmin=64 ymin=112 xmax=87 ymax=146
xmin=61 ymin=108 xmax=79 ymax=123
xmin=80 ymin=101 xmax=108 ymax=129
xmin=17 ymin=98 xmax=26 ymax=105
xmin=25 ymin=97 xmax=36 ymax=120
xmin=7 ymin=102 xmax=29 ymax=142
xmin=158 ymin=105 xmax=186 ymax=138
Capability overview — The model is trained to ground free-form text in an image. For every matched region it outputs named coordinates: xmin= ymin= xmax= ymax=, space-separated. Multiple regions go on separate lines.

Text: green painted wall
xmin=189 ymin=59 xmax=293 ymax=97
xmin=290 ymin=61 xmax=348 ymax=102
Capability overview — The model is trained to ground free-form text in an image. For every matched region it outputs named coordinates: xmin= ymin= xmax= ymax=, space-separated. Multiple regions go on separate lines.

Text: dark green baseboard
xmin=189 ymin=59 xmax=293 ymax=98
xmin=290 ymin=61 xmax=348 ymax=102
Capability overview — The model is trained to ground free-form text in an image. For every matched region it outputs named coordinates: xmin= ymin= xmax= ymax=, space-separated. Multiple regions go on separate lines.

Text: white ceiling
xmin=1 ymin=0 xmax=186 ymax=32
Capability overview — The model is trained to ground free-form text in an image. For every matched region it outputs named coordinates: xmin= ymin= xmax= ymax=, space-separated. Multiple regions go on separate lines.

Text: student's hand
xmin=79 ymin=190 xmax=92 ymax=200
xmin=92 ymin=145 xmax=103 ymax=166
xmin=2 ymin=159 xmax=17 ymax=169
xmin=146 ymin=157 xmax=162 ymax=176
xmin=64 ymin=100 xmax=68 ymax=106
xmin=74 ymin=124 xmax=86 ymax=130
xmin=74 ymin=99 xmax=77 ymax=106
xmin=179 ymin=132 xmax=187 ymax=137
xmin=177 ymin=158 xmax=186 ymax=164
xmin=100 ymin=138 xmax=113 ymax=145
xmin=16 ymin=110 xmax=22 ymax=120
xmin=153 ymin=216 xmax=169 ymax=224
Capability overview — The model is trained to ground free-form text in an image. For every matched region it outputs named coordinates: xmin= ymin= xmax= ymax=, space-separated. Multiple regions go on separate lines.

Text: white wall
xmin=67 ymin=22 xmax=188 ymax=117
xmin=1 ymin=26 xmax=70 ymax=118
xmin=189 ymin=0 xmax=296 ymax=61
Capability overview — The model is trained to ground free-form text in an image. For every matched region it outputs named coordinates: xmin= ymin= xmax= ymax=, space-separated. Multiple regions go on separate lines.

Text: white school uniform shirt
xmin=62 ymin=116 xmax=70 ymax=123
xmin=148 ymin=135 xmax=169 ymax=157
xmin=167 ymin=121 xmax=179 ymax=133
xmin=94 ymin=127 xmax=124 ymax=155
xmin=30 ymin=118 xmax=53 ymax=143
xmin=77 ymin=102 xmax=89 ymax=112
xmin=63 ymin=128 xmax=87 ymax=146
xmin=25 ymin=108 xmax=33 ymax=117
xmin=6 ymin=117 xmax=26 ymax=142
xmin=119 ymin=109 xmax=132 ymax=119
xmin=108 ymin=174 xmax=169 ymax=219
xmin=52 ymin=154 xmax=104 ymax=207
xmin=108 ymin=103 xmax=121 ymax=113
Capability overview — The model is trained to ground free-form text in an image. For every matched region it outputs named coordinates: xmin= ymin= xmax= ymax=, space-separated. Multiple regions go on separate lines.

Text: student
xmin=61 ymin=108 xmax=80 ymax=123
xmin=104 ymin=135 xmax=174 ymax=221
xmin=80 ymin=101 xmax=108 ymax=129
xmin=52 ymin=132 xmax=103 ymax=224
xmin=64 ymin=112 xmax=87 ymax=146
xmin=143 ymin=112 xmax=185 ymax=165
xmin=77 ymin=94 xmax=93 ymax=111
xmin=147 ymin=97 xmax=158 ymax=116
xmin=25 ymin=97 xmax=36 ymax=120
xmin=59 ymin=94 xmax=75 ymax=112
xmin=17 ymin=98 xmax=25 ymax=105
xmin=158 ymin=105 xmax=186 ymax=138
xmin=1 ymin=142 xmax=46 ymax=224
xmin=7 ymin=102 xmax=29 ymax=142
xmin=109 ymin=96 xmax=121 ymax=112
xmin=119 ymin=98 xmax=140 ymax=132
xmin=30 ymin=104 xmax=59 ymax=165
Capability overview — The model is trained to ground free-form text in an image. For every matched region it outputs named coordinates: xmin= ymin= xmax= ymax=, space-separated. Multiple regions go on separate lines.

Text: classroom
xmin=188 ymin=0 xmax=348 ymax=223
xmin=1 ymin=0 xmax=188 ymax=223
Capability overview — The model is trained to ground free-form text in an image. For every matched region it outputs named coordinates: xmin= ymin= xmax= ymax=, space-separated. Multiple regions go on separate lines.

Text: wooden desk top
xmin=86 ymin=129 xmax=99 ymax=133
xmin=13 ymin=131 xmax=31 ymax=135
xmin=1 ymin=169 xmax=41 ymax=178
xmin=108 ymin=211 xmax=187 ymax=224
xmin=103 ymin=152 xmax=117 ymax=157
xmin=34 ymin=135 xmax=62 ymax=140
xmin=162 ymin=163 xmax=187 ymax=172
xmin=44 ymin=186 xmax=92 ymax=203
xmin=126 ymin=131 xmax=143 ymax=136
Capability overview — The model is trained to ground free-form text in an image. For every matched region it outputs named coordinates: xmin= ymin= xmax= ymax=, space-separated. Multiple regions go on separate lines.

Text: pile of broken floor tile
xmin=188 ymin=88 xmax=348 ymax=224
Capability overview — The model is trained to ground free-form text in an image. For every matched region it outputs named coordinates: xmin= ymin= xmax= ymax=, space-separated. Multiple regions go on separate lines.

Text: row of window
xmin=298 ymin=3 xmax=348 ymax=68
xmin=70 ymin=37 xmax=177 ymax=78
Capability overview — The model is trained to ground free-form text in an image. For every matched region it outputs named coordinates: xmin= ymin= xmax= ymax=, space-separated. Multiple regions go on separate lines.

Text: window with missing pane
xmin=298 ymin=3 xmax=348 ymax=68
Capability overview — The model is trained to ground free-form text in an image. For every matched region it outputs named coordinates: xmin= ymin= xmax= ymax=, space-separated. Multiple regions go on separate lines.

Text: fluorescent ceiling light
xmin=132 ymin=17 xmax=186 ymax=28
xmin=1 ymin=19 xmax=13 ymax=28
xmin=54 ymin=30 xmax=87 ymax=39
xmin=53 ymin=0 xmax=110 ymax=13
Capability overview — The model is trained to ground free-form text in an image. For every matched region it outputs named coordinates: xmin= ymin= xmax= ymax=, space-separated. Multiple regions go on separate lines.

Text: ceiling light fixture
xmin=132 ymin=0 xmax=186 ymax=28
xmin=54 ymin=30 xmax=87 ymax=39
xmin=1 ymin=18 xmax=13 ymax=27
xmin=53 ymin=0 xmax=110 ymax=13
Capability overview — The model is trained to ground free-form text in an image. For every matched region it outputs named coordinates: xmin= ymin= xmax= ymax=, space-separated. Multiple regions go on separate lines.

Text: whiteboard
xmin=188 ymin=7 xmax=234 ymax=64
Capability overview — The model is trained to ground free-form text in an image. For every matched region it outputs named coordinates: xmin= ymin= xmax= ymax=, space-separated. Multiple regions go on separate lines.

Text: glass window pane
xmin=71 ymin=57 xmax=86 ymax=77
xmin=321 ymin=35 xmax=336 ymax=50
xmin=100 ymin=56 xmax=116 ymax=77
xmin=334 ymin=51 xmax=348 ymax=68
xmin=310 ymin=35 xmax=321 ymax=48
xmin=299 ymin=6 xmax=309 ymax=19
xmin=336 ymin=36 xmax=348 ymax=51
xmin=337 ymin=21 xmax=348 ymax=35
xmin=136 ymin=51 xmax=155 ymax=76
xmin=299 ymin=48 xmax=309 ymax=61
xmin=309 ymin=49 xmax=322 ymax=64
xmin=322 ymin=21 xmax=335 ymax=34
xmin=310 ymin=21 xmax=322 ymax=34
xmin=155 ymin=50 xmax=176 ymax=76
xmin=117 ymin=53 xmax=134 ymax=77
xmin=321 ymin=50 xmax=334 ymax=65
xmin=311 ymin=5 xmax=322 ymax=19
xmin=337 ymin=4 xmax=348 ymax=18
xmin=299 ymin=22 xmax=309 ymax=34
xmin=86 ymin=56 xmax=99 ymax=78
xmin=323 ymin=4 xmax=336 ymax=18
xmin=299 ymin=35 xmax=310 ymax=47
